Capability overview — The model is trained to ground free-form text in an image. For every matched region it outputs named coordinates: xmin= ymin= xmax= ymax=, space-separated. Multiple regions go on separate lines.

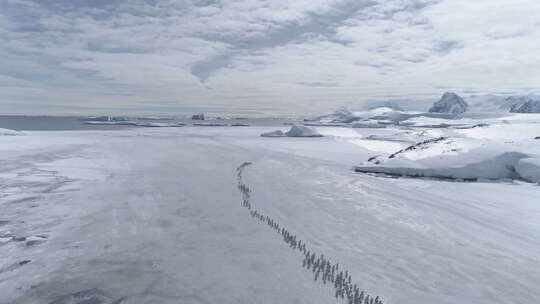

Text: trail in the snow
xmin=236 ymin=162 xmax=384 ymax=304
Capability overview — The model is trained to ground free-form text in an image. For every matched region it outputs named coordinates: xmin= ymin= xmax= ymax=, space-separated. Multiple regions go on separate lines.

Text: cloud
xmin=0 ymin=0 xmax=539 ymax=115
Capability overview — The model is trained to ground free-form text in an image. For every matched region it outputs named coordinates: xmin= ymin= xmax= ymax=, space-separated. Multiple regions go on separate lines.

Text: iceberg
xmin=191 ymin=113 xmax=205 ymax=120
xmin=285 ymin=125 xmax=323 ymax=137
xmin=429 ymin=92 xmax=468 ymax=114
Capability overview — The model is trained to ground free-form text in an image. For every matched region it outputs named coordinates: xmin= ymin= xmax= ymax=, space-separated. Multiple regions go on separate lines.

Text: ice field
xmin=1 ymin=119 xmax=540 ymax=303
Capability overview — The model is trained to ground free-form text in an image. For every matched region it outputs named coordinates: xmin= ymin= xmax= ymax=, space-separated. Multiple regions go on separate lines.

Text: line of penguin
xmin=236 ymin=162 xmax=384 ymax=304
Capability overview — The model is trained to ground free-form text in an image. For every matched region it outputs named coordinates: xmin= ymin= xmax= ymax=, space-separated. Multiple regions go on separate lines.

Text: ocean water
xmin=0 ymin=115 xmax=296 ymax=131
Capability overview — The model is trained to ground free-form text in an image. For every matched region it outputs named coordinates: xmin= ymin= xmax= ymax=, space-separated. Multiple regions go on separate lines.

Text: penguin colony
xmin=236 ymin=162 xmax=384 ymax=304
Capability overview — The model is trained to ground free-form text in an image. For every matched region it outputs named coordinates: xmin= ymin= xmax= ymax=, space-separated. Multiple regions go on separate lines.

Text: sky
xmin=1 ymin=0 xmax=539 ymax=115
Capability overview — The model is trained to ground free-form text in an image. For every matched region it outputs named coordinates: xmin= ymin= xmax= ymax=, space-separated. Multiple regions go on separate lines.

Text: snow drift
xmin=193 ymin=122 xmax=227 ymax=126
xmin=137 ymin=122 xmax=184 ymax=127
xmin=82 ymin=116 xmax=129 ymax=122
xmin=84 ymin=121 xmax=138 ymax=126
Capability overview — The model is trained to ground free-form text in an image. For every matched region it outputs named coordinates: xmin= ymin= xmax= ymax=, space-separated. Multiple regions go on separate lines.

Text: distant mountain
xmin=466 ymin=94 xmax=507 ymax=112
xmin=510 ymin=98 xmax=540 ymax=113
xmin=465 ymin=95 xmax=540 ymax=112
xmin=500 ymin=96 xmax=531 ymax=111
xmin=429 ymin=92 xmax=468 ymax=114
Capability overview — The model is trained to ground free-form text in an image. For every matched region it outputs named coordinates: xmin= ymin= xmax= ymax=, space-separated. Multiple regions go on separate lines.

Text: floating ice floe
xmin=136 ymin=122 xmax=184 ymax=127
xmin=84 ymin=121 xmax=138 ymax=126
xmin=136 ymin=116 xmax=175 ymax=120
xmin=81 ymin=116 xmax=129 ymax=122
xmin=192 ymin=122 xmax=227 ymax=126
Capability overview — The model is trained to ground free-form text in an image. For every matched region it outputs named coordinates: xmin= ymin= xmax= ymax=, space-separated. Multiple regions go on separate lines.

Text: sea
xmin=0 ymin=115 xmax=297 ymax=131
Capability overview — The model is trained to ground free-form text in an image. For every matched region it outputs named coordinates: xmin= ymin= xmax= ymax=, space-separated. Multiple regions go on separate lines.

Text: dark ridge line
xmin=236 ymin=162 xmax=384 ymax=304
xmin=388 ymin=137 xmax=447 ymax=159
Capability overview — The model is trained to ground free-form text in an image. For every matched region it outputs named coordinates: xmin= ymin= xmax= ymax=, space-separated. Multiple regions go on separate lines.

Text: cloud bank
xmin=1 ymin=0 xmax=539 ymax=115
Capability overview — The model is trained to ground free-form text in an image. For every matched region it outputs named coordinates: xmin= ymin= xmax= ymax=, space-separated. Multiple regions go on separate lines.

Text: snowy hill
xmin=429 ymin=92 xmax=468 ymax=114
xmin=353 ymin=115 xmax=540 ymax=183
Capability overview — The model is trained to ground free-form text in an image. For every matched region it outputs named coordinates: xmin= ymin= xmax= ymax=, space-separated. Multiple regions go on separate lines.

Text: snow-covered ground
xmin=1 ymin=120 xmax=539 ymax=304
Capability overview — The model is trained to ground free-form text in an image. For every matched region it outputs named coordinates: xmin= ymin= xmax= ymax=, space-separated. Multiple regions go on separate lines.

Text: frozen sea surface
xmin=0 ymin=126 xmax=539 ymax=304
